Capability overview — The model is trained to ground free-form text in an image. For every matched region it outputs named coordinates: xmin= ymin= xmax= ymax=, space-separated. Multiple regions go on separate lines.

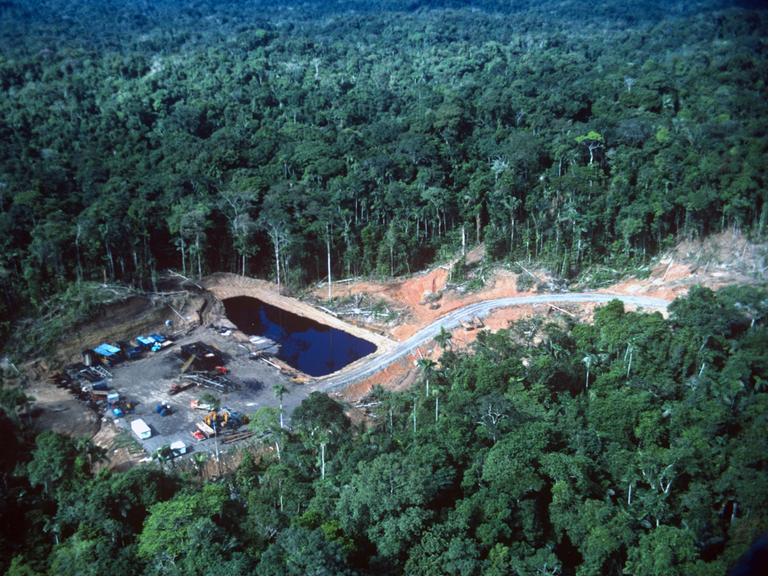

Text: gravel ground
xmin=106 ymin=325 xmax=308 ymax=458
xmin=97 ymin=292 xmax=670 ymax=459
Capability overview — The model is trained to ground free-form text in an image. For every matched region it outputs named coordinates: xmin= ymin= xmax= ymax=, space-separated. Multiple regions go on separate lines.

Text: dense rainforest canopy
xmin=2 ymin=286 xmax=767 ymax=574
xmin=0 ymin=0 xmax=767 ymax=345
xmin=1 ymin=2 xmax=767 ymax=573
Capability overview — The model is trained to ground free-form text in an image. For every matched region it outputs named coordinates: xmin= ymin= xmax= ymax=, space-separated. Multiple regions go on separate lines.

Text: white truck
xmin=130 ymin=418 xmax=152 ymax=440
xmin=170 ymin=440 xmax=187 ymax=456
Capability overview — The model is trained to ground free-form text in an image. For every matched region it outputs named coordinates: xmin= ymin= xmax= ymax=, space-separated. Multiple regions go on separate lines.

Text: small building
xmin=180 ymin=342 xmax=225 ymax=371
xmin=92 ymin=343 xmax=122 ymax=365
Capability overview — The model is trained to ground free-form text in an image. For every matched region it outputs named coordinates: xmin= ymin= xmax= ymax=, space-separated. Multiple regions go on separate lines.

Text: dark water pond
xmin=223 ymin=296 xmax=377 ymax=377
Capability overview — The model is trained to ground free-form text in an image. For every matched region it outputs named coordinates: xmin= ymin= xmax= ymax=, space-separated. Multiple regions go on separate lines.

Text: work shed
xmin=179 ymin=341 xmax=225 ymax=371
xmin=87 ymin=343 xmax=123 ymax=366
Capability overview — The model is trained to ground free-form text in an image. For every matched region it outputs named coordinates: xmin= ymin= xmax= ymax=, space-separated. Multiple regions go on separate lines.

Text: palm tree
xmin=273 ymin=383 xmax=288 ymax=429
xmin=434 ymin=326 xmax=453 ymax=351
xmin=249 ymin=406 xmax=284 ymax=461
xmin=582 ymin=354 xmax=596 ymax=390
xmin=373 ymin=387 xmax=404 ymax=436
xmin=416 ymin=358 xmax=437 ymax=398
xmin=192 ymin=452 xmax=208 ymax=480
xmin=75 ymin=437 xmax=107 ymax=473
xmin=432 ymin=386 xmax=440 ymax=423
xmin=318 ymin=429 xmax=330 ymax=480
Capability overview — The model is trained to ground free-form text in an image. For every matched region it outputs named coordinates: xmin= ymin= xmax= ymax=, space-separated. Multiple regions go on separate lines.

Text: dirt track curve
xmin=313 ymin=293 xmax=670 ymax=392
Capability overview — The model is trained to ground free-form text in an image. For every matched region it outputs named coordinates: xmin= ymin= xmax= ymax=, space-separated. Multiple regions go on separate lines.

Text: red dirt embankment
xmin=19 ymin=231 xmax=765 ymax=440
xmin=604 ymin=229 xmax=764 ymax=302
xmin=329 ymin=230 xmax=766 ymax=402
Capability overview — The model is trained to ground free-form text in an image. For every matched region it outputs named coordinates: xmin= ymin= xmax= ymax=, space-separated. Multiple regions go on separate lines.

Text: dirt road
xmin=314 ymin=293 xmax=670 ymax=392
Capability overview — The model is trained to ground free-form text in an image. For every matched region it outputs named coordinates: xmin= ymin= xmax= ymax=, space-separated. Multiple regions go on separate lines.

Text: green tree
xmin=137 ymin=484 xmax=228 ymax=566
xmin=257 ymin=526 xmax=357 ymax=576
xmin=5 ymin=557 xmax=44 ymax=576
xmin=0 ymin=385 xmax=34 ymax=425
xmin=219 ymin=184 xmax=258 ymax=275
xmin=249 ymin=406 xmax=284 ymax=461
xmin=167 ymin=198 xmax=211 ymax=279
xmin=434 ymin=326 xmax=453 ymax=351
xmin=417 ymin=357 xmax=437 ymax=398
xmin=272 ymin=383 xmax=288 ymax=430
xmin=624 ymin=526 xmax=700 ymax=576
xmin=575 ymin=130 xmax=605 ymax=166
xmin=26 ymin=432 xmax=88 ymax=498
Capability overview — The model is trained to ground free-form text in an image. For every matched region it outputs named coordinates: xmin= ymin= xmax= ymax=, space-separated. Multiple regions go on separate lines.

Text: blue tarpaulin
xmin=94 ymin=343 xmax=120 ymax=356
xmin=136 ymin=335 xmax=155 ymax=346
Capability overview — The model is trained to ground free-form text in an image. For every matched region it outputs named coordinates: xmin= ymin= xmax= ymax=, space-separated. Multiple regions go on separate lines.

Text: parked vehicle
xmin=131 ymin=418 xmax=151 ymax=440
xmin=191 ymin=430 xmax=206 ymax=441
xmin=155 ymin=403 xmax=173 ymax=416
xmin=170 ymin=440 xmax=187 ymax=456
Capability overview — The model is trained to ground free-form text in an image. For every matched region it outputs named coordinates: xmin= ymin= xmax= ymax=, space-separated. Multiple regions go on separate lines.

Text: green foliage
xmin=257 ymin=526 xmax=357 ymax=576
xmin=515 ymin=271 xmax=535 ymax=292
xmin=655 ymin=126 xmax=672 ymax=144
xmin=49 ymin=534 xmax=141 ymax=576
xmin=5 ymin=557 xmax=44 ymax=576
xmin=1 ymin=0 xmax=767 ymax=572
xmin=0 ymin=1 xmax=765 ymax=316
xmin=336 ymin=448 xmax=454 ymax=566
xmin=198 ymin=392 xmax=221 ymax=410
xmin=292 ymin=392 xmax=351 ymax=441
xmin=6 ymin=282 xmax=135 ymax=359
xmin=26 ymin=432 xmax=89 ymax=497
xmin=623 ymin=526 xmax=699 ymax=576
xmin=137 ymin=484 xmax=228 ymax=563
xmin=3 ymin=286 xmax=768 ymax=574
xmin=449 ymin=256 xmax=466 ymax=283
xmin=0 ymin=384 xmax=33 ymax=424
xmin=575 ymin=130 xmax=604 ymax=144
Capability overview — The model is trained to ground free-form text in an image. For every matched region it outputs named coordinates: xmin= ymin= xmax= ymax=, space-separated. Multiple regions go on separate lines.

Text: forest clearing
xmin=2 ymin=2 xmax=767 ymax=574
xmin=19 ymin=230 xmax=765 ymax=466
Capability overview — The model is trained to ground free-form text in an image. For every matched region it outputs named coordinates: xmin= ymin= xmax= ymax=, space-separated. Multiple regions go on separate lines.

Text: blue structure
xmin=124 ymin=346 xmax=143 ymax=359
xmin=136 ymin=335 xmax=156 ymax=348
xmin=93 ymin=343 xmax=121 ymax=357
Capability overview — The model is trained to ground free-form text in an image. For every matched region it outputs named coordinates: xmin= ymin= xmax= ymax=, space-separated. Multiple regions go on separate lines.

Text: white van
xmin=130 ymin=418 xmax=152 ymax=440
xmin=170 ymin=440 xmax=187 ymax=456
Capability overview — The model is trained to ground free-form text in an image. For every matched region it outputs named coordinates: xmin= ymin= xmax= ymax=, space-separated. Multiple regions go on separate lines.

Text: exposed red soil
xmin=326 ymin=267 xmax=527 ymax=341
xmin=17 ymin=230 xmax=764 ymax=454
xmin=340 ymin=354 xmax=421 ymax=403
xmin=333 ymin=231 xmax=765 ymax=402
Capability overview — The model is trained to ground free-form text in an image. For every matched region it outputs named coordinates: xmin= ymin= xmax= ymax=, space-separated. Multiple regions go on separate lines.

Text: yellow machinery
xmin=203 ymin=410 xmax=229 ymax=428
